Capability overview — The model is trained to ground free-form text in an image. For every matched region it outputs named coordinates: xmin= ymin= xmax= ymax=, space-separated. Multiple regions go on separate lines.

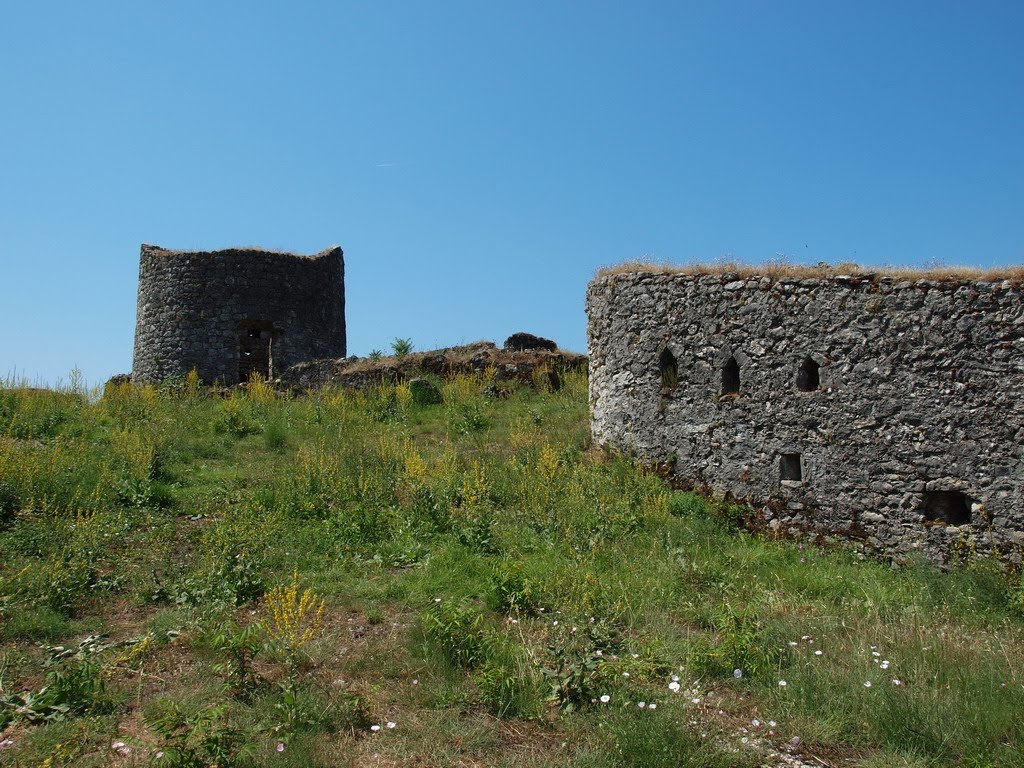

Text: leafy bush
xmin=211 ymin=399 xmax=262 ymax=437
xmin=263 ymin=417 xmax=289 ymax=450
xmin=419 ymin=598 xmax=543 ymax=718
xmin=421 ymin=599 xmax=489 ymax=670
xmin=540 ymin=616 xmax=624 ymax=713
xmin=473 ymin=642 xmax=545 ymax=719
xmin=1 ymin=636 xmax=111 ymax=727
xmin=449 ymin=401 xmax=489 ymax=435
xmin=488 ymin=561 xmax=539 ymax=616
xmin=147 ymin=702 xmax=254 ymax=768
xmin=159 ymin=550 xmax=265 ymax=613
xmin=688 ymin=603 xmax=780 ymax=680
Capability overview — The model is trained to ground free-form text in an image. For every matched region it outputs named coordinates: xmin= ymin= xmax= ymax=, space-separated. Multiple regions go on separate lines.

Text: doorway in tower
xmin=237 ymin=321 xmax=275 ymax=382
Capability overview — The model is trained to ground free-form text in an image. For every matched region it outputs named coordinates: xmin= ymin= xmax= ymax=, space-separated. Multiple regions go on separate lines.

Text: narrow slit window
xmin=722 ymin=356 xmax=740 ymax=395
xmin=780 ymin=453 xmax=802 ymax=482
xmin=922 ymin=491 xmax=971 ymax=525
xmin=659 ymin=348 xmax=678 ymax=391
xmin=797 ymin=357 xmax=820 ymax=391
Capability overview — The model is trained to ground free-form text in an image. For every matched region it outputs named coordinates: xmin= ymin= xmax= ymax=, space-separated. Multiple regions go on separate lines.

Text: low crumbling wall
xmin=278 ymin=340 xmax=586 ymax=391
xmin=587 ymin=268 xmax=1024 ymax=561
xmin=133 ymin=245 xmax=345 ymax=384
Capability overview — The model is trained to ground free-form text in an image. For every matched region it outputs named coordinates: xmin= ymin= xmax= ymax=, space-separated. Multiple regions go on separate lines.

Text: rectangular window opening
xmin=922 ymin=490 xmax=972 ymax=525
xmin=780 ymin=453 xmax=802 ymax=482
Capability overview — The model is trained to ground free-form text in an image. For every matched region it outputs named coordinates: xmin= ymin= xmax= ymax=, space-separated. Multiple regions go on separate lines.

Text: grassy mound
xmin=0 ymin=373 xmax=1021 ymax=767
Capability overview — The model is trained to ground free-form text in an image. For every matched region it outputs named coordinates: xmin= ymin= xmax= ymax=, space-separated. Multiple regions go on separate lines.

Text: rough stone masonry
xmin=586 ymin=267 xmax=1024 ymax=562
xmin=133 ymin=245 xmax=345 ymax=384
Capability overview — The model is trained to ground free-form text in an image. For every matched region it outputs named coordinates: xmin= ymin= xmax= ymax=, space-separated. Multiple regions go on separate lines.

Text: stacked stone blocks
xmin=132 ymin=244 xmax=345 ymax=384
xmin=586 ymin=268 xmax=1024 ymax=561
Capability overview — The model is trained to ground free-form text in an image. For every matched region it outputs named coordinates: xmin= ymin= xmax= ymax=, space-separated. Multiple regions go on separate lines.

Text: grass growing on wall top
xmin=0 ymin=371 xmax=1022 ymax=767
xmin=595 ymin=258 xmax=1024 ymax=283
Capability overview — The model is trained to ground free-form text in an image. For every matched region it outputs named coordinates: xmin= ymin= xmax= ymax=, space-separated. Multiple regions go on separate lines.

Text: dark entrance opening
xmin=780 ymin=453 xmax=802 ymax=482
xmin=238 ymin=323 xmax=273 ymax=382
xmin=722 ymin=356 xmax=740 ymax=396
xmin=922 ymin=491 xmax=972 ymax=525
xmin=659 ymin=348 xmax=678 ymax=392
xmin=797 ymin=357 xmax=820 ymax=391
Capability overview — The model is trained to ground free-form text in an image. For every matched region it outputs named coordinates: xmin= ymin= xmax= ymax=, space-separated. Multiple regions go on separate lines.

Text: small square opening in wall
xmin=780 ymin=453 xmax=802 ymax=482
xmin=922 ymin=491 xmax=972 ymax=525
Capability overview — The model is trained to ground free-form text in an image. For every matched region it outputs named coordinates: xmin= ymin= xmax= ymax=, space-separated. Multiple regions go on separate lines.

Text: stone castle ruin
xmin=132 ymin=244 xmax=345 ymax=384
xmin=586 ymin=266 xmax=1024 ymax=561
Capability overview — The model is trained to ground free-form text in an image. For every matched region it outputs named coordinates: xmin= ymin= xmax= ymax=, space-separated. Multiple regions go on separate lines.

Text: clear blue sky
xmin=2 ymin=1 xmax=1022 ymax=386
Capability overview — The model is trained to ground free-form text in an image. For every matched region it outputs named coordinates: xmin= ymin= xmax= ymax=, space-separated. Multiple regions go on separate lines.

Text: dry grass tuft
xmin=596 ymin=258 xmax=1024 ymax=284
xmin=141 ymin=244 xmax=341 ymax=260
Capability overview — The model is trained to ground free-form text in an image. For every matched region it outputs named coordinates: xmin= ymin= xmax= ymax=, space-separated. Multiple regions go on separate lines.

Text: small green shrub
xmin=211 ymin=399 xmax=262 ymax=438
xmin=449 ymin=402 xmax=489 ymax=435
xmin=541 ymin=617 xmax=625 ymax=713
xmin=1 ymin=638 xmax=112 ymax=727
xmin=473 ymin=642 xmax=545 ymax=719
xmin=263 ymin=418 xmax=290 ymax=451
xmin=267 ymin=679 xmax=356 ymax=737
xmin=208 ymin=621 xmax=263 ymax=701
xmin=489 ymin=561 xmax=538 ymax=616
xmin=391 ymin=337 xmax=414 ymax=359
xmin=419 ymin=598 xmax=543 ymax=718
xmin=666 ymin=491 xmax=709 ymax=518
xmin=146 ymin=702 xmax=255 ymax=768
xmin=688 ymin=603 xmax=779 ymax=680
xmin=163 ymin=550 xmax=265 ymax=613
xmin=409 ymin=377 xmax=443 ymax=406
xmin=421 ymin=599 xmax=489 ymax=670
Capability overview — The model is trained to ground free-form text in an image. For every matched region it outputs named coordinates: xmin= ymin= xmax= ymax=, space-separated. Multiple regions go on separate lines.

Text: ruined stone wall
xmin=586 ymin=269 xmax=1024 ymax=561
xmin=132 ymin=245 xmax=345 ymax=384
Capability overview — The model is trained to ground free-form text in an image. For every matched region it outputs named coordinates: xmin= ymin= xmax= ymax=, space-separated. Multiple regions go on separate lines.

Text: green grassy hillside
xmin=1 ymin=372 xmax=1022 ymax=767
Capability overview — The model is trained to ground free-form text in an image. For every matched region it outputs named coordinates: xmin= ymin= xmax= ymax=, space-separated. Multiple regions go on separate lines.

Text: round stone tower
xmin=132 ymin=244 xmax=345 ymax=384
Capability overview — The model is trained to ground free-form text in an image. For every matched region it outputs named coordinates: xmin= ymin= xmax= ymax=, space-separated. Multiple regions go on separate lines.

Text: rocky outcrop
xmin=277 ymin=340 xmax=586 ymax=392
xmin=504 ymin=332 xmax=558 ymax=352
xmin=409 ymin=378 xmax=443 ymax=405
